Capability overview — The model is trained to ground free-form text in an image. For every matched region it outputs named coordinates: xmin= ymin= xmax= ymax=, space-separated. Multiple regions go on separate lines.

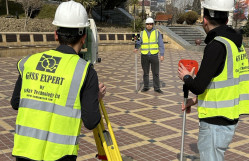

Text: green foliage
xmin=176 ymin=13 xmax=186 ymax=24
xmin=36 ymin=4 xmax=57 ymax=19
xmin=185 ymin=11 xmax=198 ymax=25
xmin=75 ymin=0 xmax=98 ymax=9
xmin=127 ymin=0 xmax=139 ymax=5
xmin=138 ymin=11 xmax=147 ymax=19
xmin=131 ymin=18 xmax=144 ymax=32
xmin=0 ymin=0 xmax=24 ymax=16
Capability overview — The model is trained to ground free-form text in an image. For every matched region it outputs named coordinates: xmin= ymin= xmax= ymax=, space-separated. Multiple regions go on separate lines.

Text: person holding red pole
xmin=178 ymin=0 xmax=249 ymax=160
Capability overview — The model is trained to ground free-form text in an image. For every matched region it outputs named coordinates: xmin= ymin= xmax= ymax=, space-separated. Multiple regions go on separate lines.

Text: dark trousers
xmin=16 ymin=155 xmax=77 ymax=161
xmin=141 ymin=54 xmax=160 ymax=90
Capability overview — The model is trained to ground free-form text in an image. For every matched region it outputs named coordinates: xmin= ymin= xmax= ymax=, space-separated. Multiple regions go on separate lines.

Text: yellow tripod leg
xmin=99 ymin=100 xmax=122 ymax=161
xmin=93 ymin=117 xmax=108 ymax=161
xmin=93 ymin=100 xmax=123 ymax=161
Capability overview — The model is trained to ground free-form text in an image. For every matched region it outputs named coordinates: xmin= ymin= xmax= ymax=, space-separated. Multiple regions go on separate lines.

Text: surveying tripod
xmin=93 ymin=100 xmax=133 ymax=161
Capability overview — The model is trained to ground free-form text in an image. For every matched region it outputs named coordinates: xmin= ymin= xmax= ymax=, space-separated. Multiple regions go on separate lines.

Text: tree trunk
xmin=88 ymin=8 xmax=92 ymax=18
xmin=6 ymin=0 xmax=9 ymax=15
xmin=24 ymin=17 xmax=27 ymax=31
xmin=24 ymin=10 xmax=29 ymax=31
xmin=134 ymin=3 xmax=136 ymax=31
xmin=142 ymin=0 xmax=144 ymax=20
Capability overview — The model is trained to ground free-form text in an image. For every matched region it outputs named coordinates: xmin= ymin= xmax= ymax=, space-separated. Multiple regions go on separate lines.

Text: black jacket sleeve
xmin=11 ymin=75 xmax=22 ymax=110
xmin=80 ymin=66 xmax=101 ymax=130
xmin=184 ymin=40 xmax=226 ymax=95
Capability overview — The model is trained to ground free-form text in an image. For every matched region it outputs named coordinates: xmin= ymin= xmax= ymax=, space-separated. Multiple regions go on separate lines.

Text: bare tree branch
xmin=74 ymin=0 xmax=99 ymax=17
xmin=18 ymin=0 xmax=43 ymax=31
xmin=6 ymin=0 xmax=9 ymax=15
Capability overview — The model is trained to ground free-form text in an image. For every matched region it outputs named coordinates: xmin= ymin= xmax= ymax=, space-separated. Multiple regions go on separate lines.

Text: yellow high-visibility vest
xmin=141 ymin=29 xmax=159 ymax=55
xmin=13 ymin=50 xmax=90 ymax=161
xmin=198 ymin=36 xmax=249 ymax=120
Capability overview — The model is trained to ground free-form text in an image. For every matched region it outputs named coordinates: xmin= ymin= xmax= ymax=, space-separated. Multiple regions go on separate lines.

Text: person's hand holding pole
xmin=160 ymin=56 xmax=164 ymax=62
xmin=98 ymin=82 xmax=106 ymax=101
xmin=182 ymin=97 xmax=198 ymax=113
xmin=178 ymin=63 xmax=195 ymax=80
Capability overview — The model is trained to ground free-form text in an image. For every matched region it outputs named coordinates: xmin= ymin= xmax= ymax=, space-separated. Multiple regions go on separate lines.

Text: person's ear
xmin=225 ymin=18 xmax=228 ymax=25
xmin=54 ymin=30 xmax=58 ymax=41
xmin=81 ymin=34 xmax=87 ymax=44
xmin=203 ymin=17 xmax=208 ymax=26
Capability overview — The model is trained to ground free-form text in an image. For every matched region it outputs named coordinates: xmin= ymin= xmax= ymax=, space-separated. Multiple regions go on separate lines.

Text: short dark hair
xmin=204 ymin=8 xmax=228 ymax=26
xmin=57 ymin=27 xmax=86 ymax=46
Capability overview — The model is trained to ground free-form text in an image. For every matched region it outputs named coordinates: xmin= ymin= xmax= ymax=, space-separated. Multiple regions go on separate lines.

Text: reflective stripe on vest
xmin=13 ymin=50 xmax=90 ymax=160
xmin=18 ymin=55 xmax=31 ymax=77
xmin=198 ymin=36 xmax=249 ymax=120
xmin=141 ymin=30 xmax=159 ymax=55
xmin=16 ymin=124 xmax=78 ymax=145
xmin=207 ymin=74 xmax=249 ymax=89
xmin=198 ymin=94 xmax=249 ymax=108
xmin=19 ymin=98 xmax=81 ymax=118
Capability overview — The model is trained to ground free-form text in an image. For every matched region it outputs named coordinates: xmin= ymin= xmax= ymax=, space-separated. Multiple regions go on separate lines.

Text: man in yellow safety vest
xmin=134 ymin=17 xmax=165 ymax=94
xmin=10 ymin=1 xmax=106 ymax=161
xmin=178 ymin=0 xmax=249 ymax=160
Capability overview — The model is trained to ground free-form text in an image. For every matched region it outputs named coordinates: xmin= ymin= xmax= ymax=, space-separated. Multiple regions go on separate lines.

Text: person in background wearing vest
xmin=178 ymin=0 xmax=249 ymax=160
xmin=134 ymin=17 xmax=165 ymax=94
xmin=10 ymin=1 xmax=106 ymax=161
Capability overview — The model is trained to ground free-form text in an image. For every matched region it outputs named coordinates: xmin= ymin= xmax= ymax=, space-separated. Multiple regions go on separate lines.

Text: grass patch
xmin=36 ymin=4 xmax=58 ymax=19
xmin=0 ymin=0 xmax=24 ymax=17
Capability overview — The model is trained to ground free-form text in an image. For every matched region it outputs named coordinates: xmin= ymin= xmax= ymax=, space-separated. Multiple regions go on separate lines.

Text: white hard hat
xmin=145 ymin=17 xmax=154 ymax=24
xmin=52 ymin=0 xmax=89 ymax=28
xmin=201 ymin=0 xmax=234 ymax=12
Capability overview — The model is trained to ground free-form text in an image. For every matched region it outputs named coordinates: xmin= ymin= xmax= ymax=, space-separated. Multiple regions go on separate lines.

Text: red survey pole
xmin=178 ymin=59 xmax=198 ymax=161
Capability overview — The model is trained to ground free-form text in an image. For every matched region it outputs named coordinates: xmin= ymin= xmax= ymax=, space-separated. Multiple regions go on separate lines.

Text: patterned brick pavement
xmin=1 ymin=48 xmax=249 ymax=161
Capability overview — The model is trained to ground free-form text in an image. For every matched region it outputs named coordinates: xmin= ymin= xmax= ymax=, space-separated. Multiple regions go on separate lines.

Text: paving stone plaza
xmin=1 ymin=48 xmax=249 ymax=161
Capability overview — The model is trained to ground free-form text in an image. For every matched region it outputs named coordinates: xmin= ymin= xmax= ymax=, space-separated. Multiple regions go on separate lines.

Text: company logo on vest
xmin=36 ymin=54 xmax=61 ymax=73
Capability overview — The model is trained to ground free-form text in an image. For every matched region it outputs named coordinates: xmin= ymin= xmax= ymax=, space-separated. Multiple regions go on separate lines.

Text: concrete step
xmin=168 ymin=27 xmax=205 ymax=44
xmin=174 ymin=31 xmax=204 ymax=34
xmin=158 ymin=25 xmax=206 ymax=51
xmin=167 ymin=28 xmax=197 ymax=30
xmin=176 ymin=35 xmax=205 ymax=38
xmin=168 ymin=28 xmax=197 ymax=30
xmin=180 ymin=36 xmax=205 ymax=39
